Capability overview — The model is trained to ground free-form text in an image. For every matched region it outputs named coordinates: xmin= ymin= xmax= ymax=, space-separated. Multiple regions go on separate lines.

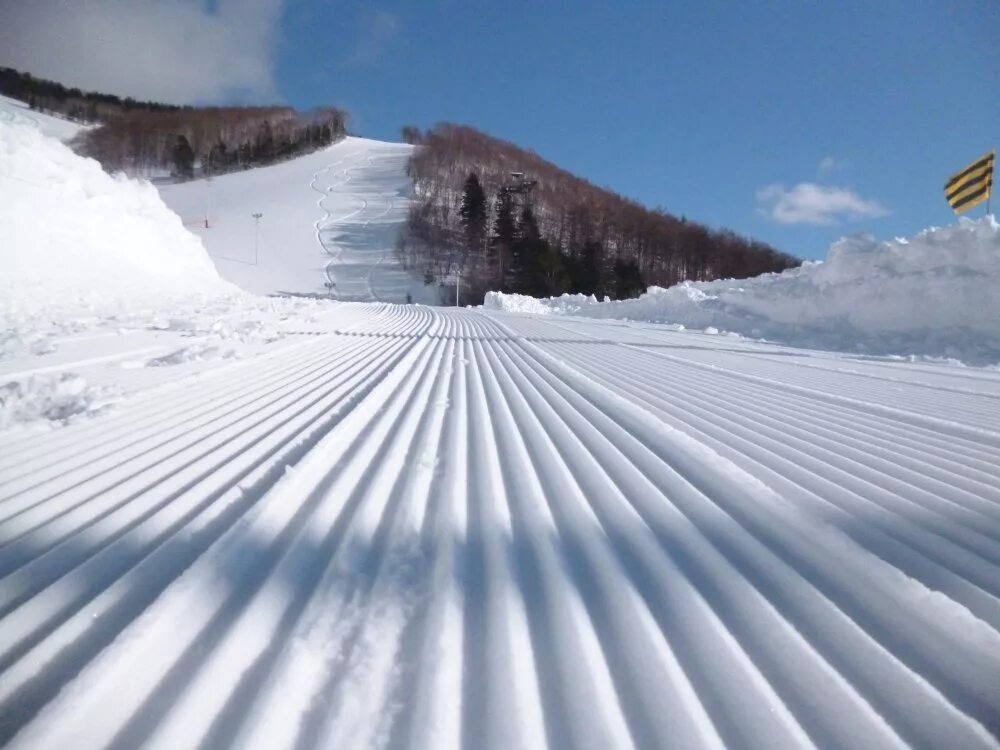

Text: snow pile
xmin=0 ymin=373 xmax=120 ymax=429
xmin=0 ymin=121 xmax=235 ymax=320
xmin=485 ymin=217 xmax=1000 ymax=364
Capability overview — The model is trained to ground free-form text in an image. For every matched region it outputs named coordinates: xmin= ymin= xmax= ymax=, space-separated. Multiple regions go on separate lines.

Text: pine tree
xmin=459 ymin=172 xmax=488 ymax=254
xmin=574 ymin=240 xmax=603 ymax=296
xmin=491 ymin=190 xmax=517 ymax=285
xmin=253 ymin=121 xmax=275 ymax=164
xmin=613 ymin=258 xmax=645 ymax=299
xmin=171 ymin=135 xmax=195 ymax=179
xmin=510 ymin=204 xmax=554 ymax=296
xmin=510 ymin=203 xmax=537 ymax=289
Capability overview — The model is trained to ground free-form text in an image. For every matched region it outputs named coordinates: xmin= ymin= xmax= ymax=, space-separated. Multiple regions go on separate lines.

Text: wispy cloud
xmin=817 ymin=155 xmax=848 ymax=177
xmin=344 ymin=9 xmax=401 ymax=66
xmin=0 ymin=0 xmax=286 ymax=104
xmin=756 ymin=182 xmax=889 ymax=226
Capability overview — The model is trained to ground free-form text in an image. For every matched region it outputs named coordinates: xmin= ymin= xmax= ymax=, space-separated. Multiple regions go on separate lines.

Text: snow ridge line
xmin=546 ymin=315 xmax=1000 ymax=398
xmin=0 ymin=303 xmax=418 ymax=477
xmin=0 ymin=305 xmax=434 ymax=745
xmin=2 ymin=305 xmax=1000 ymax=748
xmin=543 ymin=341 xmax=1000 ymax=516
xmin=537 ymin=340 xmax=1000 ymax=619
xmin=528 ymin=316 xmax=1000 ymax=444
xmin=0 ymin=335 xmax=393 ymax=562
xmin=486 ymin=311 xmax=1000 ymax=746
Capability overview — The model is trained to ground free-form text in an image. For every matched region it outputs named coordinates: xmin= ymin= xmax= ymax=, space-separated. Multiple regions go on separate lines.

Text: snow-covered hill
xmin=159 ymin=137 xmax=437 ymax=302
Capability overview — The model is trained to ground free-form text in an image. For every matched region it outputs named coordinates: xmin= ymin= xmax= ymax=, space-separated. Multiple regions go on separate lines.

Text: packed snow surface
xmin=485 ymin=217 xmax=1000 ymax=364
xmin=159 ymin=136 xmax=437 ymax=302
xmin=3 ymin=299 xmax=1000 ymax=749
xmin=3 ymin=123 xmax=1000 ymax=749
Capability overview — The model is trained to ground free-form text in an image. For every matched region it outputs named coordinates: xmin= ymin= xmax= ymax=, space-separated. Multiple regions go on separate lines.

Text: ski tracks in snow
xmin=310 ymin=144 xmax=408 ymax=302
xmin=1 ymin=305 xmax=1000 ymax=749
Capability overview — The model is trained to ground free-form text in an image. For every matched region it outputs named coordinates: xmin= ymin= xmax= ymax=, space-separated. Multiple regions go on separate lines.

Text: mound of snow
xmin=0 ymin=121 xmax=234 ymax=320
xmin=485 ymin=217 xmax=1000 ymax=364
xmin=0 ymin=373 xmax=119 ymax=430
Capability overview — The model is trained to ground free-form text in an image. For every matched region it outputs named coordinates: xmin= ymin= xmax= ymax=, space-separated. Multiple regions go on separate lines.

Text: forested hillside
xmin=0 ymin=67 xmax=347 ymax=179
xmin=0 ymin=66 xmax=178 ymax=122
xmin=77 ymin=106 xmax=347 ymax=177
xmin=400 ymin=124 xmax=799 ymax=304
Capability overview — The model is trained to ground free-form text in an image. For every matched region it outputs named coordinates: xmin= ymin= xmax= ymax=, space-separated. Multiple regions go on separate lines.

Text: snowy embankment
xmin=485 ymin=218 xmax=1000 ymax=364
xmin=0 ymin=121 xmax=233 ymax=317
xmin=0 ymin=119 xmax=331 ymax=427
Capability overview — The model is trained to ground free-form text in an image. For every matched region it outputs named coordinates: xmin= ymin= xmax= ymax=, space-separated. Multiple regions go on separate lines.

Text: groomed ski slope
xmin=2 ymin=304 xmax=1000 ymax=750
xmin=159 ymin=137 xmax=436 ymax=303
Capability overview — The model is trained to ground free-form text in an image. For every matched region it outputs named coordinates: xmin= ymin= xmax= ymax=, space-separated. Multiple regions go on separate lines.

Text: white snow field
xmin=159 ymin=136 xmax=437 ymax=303
xmin=3 ymin=119 xmax=1000 ymax=749
xmin=486 ymin=217 xmax=1000 ymax=366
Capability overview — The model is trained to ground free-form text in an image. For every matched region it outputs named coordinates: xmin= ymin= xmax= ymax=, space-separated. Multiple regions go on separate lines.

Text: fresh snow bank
xmin=0 ymin=121 xmax=234 ymax=321
xmin=485 ymin=217 xmax=1000 ymax=364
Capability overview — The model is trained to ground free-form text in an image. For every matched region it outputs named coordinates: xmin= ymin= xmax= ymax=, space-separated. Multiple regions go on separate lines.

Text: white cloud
xmin=817 ymin=155 xmax=847 ymax=176
xmin=756 ymin=182 xmax=889 ymax=226
xmin=344 ymin=9 xmax=401 ymax=66
xmin=0 ymin=0 xmax=286 ymax=104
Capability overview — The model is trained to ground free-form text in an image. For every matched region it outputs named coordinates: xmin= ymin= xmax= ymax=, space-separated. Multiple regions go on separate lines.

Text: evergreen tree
xmin=539 ymin=243 xmax=567 ymax=296
xmin=613 ymin=258 xmax=645 ymax=299
xmin=253 ymin=121 xmax=275 ymax=164
xmin=207 ymin=141 xmax=229 ymax=175
xmin=491 ymin=190 xmax=516 ymax=285
xmin=171 ymin=135 xmax=195 ymax=179
xmin=510 ymin=203 xmax=541 ymax=293
xmin=572 ymin=239 xmax=603 ymax=296
xmin=459 ymin=172 xmax=488 ymax=254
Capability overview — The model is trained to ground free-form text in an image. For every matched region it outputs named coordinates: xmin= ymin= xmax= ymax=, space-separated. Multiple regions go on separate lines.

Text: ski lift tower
xmin=501 ymin=172 xmax=538 ymax=206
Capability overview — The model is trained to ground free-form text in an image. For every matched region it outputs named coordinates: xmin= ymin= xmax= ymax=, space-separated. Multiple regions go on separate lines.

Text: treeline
xmin=0 ymin=66 xmax=180 ymax=123
xmin=76 ymin=107 xmax=347 ymax=177
xmin=399 ymin=124 xmax=799 ymax=304
xmin=1 ymin=66 xmax=348 ymax=179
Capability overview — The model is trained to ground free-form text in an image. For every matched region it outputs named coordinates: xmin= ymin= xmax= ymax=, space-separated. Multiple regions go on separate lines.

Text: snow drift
xmin=485 ymin=217 xmax=1000 ymax=364
xmin=0 ymin=121 xmax=234 ymax=319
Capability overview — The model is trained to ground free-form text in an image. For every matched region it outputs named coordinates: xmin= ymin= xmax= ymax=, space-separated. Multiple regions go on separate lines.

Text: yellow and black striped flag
xmin=944 ymin=149 xmax=994 ymax=215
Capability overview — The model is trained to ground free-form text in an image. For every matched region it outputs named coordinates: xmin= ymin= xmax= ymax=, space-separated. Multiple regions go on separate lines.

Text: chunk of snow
xmin=0 ymin=372 xmax=119 ymax=429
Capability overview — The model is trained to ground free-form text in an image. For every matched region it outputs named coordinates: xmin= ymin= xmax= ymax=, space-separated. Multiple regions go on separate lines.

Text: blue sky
xmin=4 ymin=0 xmax=998 ymax=260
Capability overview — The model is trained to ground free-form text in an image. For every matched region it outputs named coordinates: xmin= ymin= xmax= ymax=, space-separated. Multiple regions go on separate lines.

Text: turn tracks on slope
xmin=1 ymin=305 xmax=999 ymax=749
